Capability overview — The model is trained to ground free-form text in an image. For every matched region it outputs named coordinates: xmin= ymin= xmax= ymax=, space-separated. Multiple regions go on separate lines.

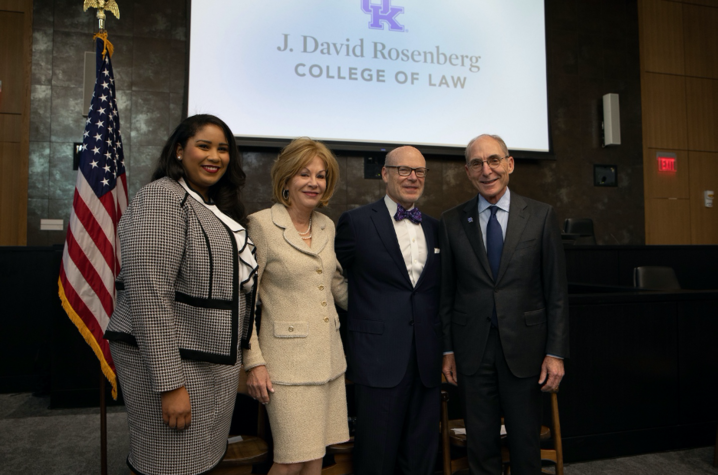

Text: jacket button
xmin=288 ymin=326 xmax=294 ymax=332
xmin=316 ymin=269 xmax=323 ymax=274
xmin=321 ymin=301 xmax=327 ymax=307
xmin=324 ymin=317 xmax=330 ymax=323
xmin=318 ymin=285 xmax=325 ymax=291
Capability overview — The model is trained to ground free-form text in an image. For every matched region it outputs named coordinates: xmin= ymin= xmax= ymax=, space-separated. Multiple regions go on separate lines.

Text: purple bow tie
xmin=394 ymin=204 xmax=422 ymax=224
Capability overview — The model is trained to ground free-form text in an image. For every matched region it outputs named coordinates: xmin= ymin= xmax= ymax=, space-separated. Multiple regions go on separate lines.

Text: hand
xmin=247 ymin=365 xmax=274 ymax=404
xmin=161 ymin=386 xmax=191 ymax=430
xmin=442 ymin=353 xmax=458 ymax=386
xmin=539 ymin=356 xmax=564 ymax=392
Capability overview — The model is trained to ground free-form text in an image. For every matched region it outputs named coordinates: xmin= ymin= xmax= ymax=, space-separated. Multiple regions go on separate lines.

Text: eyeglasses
xmin=468 ymin=155 xmax=509 ymax=170
xmin=385 ymin=165 xmax=429 ymax=178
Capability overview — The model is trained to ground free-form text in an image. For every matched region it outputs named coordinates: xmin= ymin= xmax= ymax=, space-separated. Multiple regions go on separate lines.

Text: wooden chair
xmin=212 ymin=370 xmax=270 ymax=474
xmin=322 ymin=438 xmax=354 ymax=475
xmin=440 ymin=385 xmax=563 ymax=475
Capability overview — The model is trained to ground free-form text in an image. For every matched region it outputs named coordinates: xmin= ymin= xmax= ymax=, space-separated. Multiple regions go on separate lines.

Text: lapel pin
xmin=467 ymin=217 xmax=473 ymax=223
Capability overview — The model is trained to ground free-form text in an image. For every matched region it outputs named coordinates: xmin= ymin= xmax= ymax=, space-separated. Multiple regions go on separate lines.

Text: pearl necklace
xmin=298 ymin=217 xmax=312 ymax=240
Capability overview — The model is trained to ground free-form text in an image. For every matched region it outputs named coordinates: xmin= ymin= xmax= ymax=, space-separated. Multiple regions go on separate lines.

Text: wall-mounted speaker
xmin=602 ymin=93 xmax=621 ymax=147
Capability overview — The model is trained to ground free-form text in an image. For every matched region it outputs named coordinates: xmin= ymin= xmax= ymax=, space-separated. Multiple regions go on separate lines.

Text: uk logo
xmin=361 ymin=0 xmax=405 ymax=32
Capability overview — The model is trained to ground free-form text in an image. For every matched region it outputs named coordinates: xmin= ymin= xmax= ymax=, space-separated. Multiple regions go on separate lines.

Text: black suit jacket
xmin=439 ymin=192 xmax=569 ymax=378
xmin=335 ymin=199 xmax=443 ymax=388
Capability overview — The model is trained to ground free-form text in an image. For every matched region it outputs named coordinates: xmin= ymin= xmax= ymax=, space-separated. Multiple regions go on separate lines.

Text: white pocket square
xmin=434 ymin=248 xmax=441 ymax=254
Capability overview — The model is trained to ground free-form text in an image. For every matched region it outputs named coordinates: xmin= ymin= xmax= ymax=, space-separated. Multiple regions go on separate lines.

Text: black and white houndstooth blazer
xmin=105 ymin=177 xmax=256 ymax=393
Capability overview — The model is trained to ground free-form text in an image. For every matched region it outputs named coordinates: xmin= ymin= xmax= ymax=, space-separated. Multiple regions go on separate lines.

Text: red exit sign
xmin=656 ymin=152 xmax=677 ymax=173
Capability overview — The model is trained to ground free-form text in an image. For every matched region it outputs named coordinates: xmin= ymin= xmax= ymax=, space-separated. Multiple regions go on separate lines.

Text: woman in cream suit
xmin=244 ymin=138 xmax=348 ymax=475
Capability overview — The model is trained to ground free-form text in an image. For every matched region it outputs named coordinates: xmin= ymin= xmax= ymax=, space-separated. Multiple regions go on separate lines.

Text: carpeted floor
xmin=0 ymin=393 xmax=716 ymax=475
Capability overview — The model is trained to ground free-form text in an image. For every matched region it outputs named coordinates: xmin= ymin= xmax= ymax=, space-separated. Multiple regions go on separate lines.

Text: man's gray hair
xmin=464 ymin=134 xmax=509 ymax=162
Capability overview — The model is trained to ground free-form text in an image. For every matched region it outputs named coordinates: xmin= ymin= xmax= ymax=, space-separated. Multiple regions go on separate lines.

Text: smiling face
xmin=465 ymin=136 xmax=514 ymax=204
xmin=176 ymin=124 xmax=230 ymax=200
xmin=382 ymin=146 xmax=426 ymax=209
xmin=286 ymin=155 xmax=327 ymax=213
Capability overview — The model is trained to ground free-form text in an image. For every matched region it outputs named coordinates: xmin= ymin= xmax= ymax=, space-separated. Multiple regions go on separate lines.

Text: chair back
xmin=564 ymin=218 xmax=597 ymax=245
xmin=633 ymin=266 xmax=681 ymax=290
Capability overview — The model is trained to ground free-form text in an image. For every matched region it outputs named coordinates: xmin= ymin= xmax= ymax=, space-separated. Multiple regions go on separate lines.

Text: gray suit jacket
xmin=439 ymin=192 xmax=569 ymax=378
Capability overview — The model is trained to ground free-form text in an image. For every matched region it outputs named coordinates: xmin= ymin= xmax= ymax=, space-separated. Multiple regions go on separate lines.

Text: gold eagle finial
xmin=83 ymin=0 xmax=120 ymax=30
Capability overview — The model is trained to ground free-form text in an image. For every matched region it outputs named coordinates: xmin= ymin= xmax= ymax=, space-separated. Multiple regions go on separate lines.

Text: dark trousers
xmin=459 ymin=327 xmax=542 ymax=475
xmin=353 ymin=342 xmax=440 ymax=475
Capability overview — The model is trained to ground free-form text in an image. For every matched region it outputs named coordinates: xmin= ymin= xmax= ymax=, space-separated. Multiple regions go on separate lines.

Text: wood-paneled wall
xmin=639 ymin=0 xmax=718 ymax=244
xmin=0 ymin=0 xmax=32 ymax=245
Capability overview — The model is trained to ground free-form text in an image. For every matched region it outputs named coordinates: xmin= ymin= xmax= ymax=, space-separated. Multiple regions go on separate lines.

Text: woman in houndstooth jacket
xmin=105 ymin=115 xmax=258 ymax=475
xmin=244 ymin=138 xmax=349 ymax=475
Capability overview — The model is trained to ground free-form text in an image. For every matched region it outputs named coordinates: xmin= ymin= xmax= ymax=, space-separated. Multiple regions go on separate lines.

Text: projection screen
xmin=188 ymin=0 xmax=549 ymax=154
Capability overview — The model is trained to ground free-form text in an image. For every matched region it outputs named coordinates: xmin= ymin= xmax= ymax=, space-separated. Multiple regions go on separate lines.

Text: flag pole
xmin=80 ymin=4 xmax=123 ymax=475
xmin=100 ymin=368 xmax=108 ymax=475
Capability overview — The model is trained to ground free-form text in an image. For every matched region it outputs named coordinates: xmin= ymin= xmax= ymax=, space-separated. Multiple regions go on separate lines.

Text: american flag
xmin=58 ymin=35 xmax=127 ymax=399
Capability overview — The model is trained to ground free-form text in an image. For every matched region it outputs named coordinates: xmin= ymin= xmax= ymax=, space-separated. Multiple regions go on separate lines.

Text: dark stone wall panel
xmin=127 ymin=146 xmax=162 ymax=199
xmin=115 ymin=90 xmax=132 ymax=150
xmin=131 ymin=37 xmax=173 ymax=93
xmin=53 ymin=0 xmax=94 ymax=34
xmin=30 ymin=85 xmax=52 ymax=142
xmin=111 ymin=37 xmax=135 ymax=92
xmin=31 ymin=29 xmax=53 ymax=86
xmin=332 ymin=155 xmax=348 ymax=205
xmin=28 ymin=142 xmax=50 ymax=201
xmin=345 ymin=157 xmax=385 ymax=206
xmin=48 ymin=142 xmax=77 ymax=201
xmin=169 ymin=40 xmax=187 ymax=94
xmin=50 ymin=86 xmax=84 ymax=143
xmin=33 ymin=0 xmax=54 ymax=30
xmin=51 ymin=31 xmax=93 ymax=88
xmin=241 ymin=151 xmax=275 ymax=205
xmin=131 ymin=0 xmax=174 ymax=39
xmin=440 ymin=160 xmax=479 ymax=213
xmin=169 ymin=92 xmax=183 ymax=136
xmin=130 ymin=91 xmax=170 ymax=147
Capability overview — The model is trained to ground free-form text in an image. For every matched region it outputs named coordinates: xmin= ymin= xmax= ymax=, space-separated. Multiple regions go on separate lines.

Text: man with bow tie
xmin=336 ymin=146 xmax=442 ymax=475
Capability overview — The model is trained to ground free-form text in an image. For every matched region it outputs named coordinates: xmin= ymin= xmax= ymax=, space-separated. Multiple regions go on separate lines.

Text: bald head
xmin=465 ymin=134 xmax=509 ymax=163
xmin=382 ymin=146 xmax=427 ymax=209
xmin=385 ymin=146 xmax=424 ymax=167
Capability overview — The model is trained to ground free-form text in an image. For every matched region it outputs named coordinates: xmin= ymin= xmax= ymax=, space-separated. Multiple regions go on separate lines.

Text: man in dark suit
xmin=335 ymin=146 xmax=442 ymax=475
xmin=440 ymin=134 xmax=569 ymax=475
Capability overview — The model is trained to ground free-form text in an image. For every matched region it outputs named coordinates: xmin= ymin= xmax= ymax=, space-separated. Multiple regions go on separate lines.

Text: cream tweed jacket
xmin=243 ymin=204 xmax=348 ymax=385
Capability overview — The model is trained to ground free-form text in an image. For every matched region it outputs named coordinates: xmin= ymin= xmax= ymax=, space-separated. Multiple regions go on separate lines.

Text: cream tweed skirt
xmin=267 ymin=374 xmax=349 ymax=463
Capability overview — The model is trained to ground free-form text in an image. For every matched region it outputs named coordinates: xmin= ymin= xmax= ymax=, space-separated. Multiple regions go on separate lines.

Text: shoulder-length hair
xmin=270 ymin=137 xmax=339 ymax=209
xmin=151 ymin=114 xmax=248 ymax=226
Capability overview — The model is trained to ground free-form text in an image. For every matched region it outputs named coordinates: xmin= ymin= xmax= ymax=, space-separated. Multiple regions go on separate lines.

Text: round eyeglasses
xmin=468 ymin=155 xmax=509 ymax=170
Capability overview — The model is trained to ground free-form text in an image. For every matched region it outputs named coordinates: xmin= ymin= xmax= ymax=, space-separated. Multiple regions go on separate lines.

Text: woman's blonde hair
xmin=271 ymin=137 xmax=339 ymax=208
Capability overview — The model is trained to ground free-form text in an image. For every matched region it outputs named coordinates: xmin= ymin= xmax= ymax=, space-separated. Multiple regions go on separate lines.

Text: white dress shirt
xmin=384 ymin=195 xmax=427 ymax=287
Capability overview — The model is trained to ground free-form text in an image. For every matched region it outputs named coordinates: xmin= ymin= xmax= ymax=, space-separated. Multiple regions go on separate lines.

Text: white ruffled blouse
xmin=179 ymin=178 xmax=257 ymax=293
